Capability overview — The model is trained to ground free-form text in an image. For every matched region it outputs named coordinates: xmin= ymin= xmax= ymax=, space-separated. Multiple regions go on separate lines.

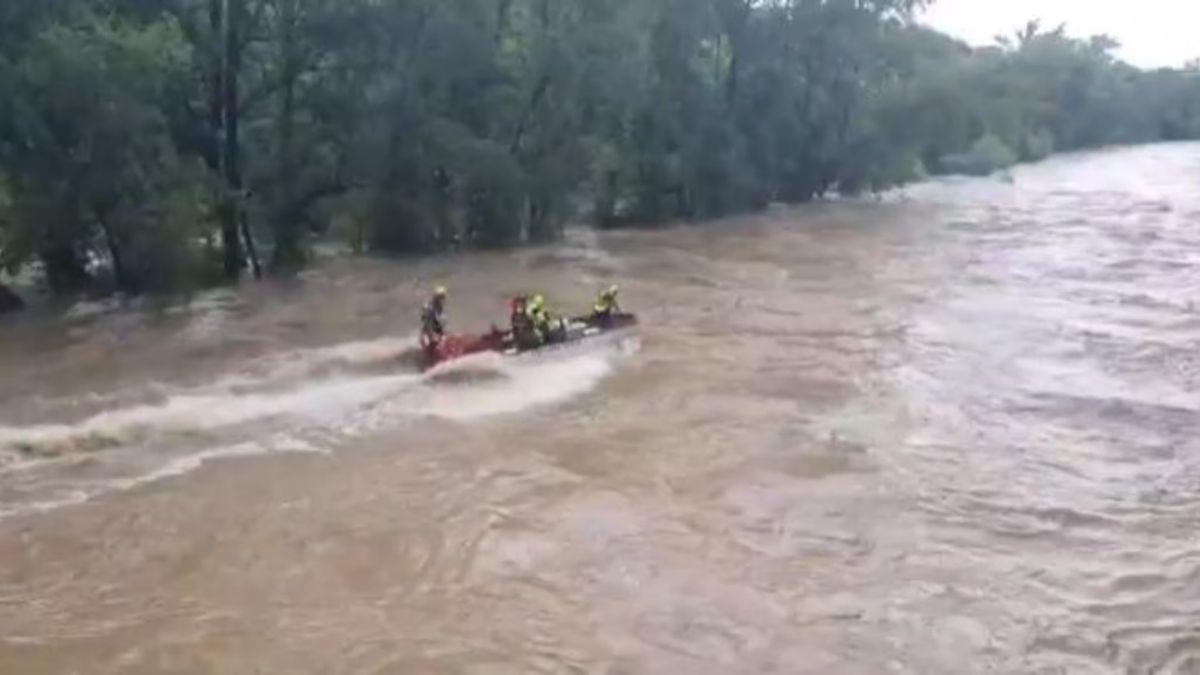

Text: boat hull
xmin=422 ymin=314 xmax=638 ymax=370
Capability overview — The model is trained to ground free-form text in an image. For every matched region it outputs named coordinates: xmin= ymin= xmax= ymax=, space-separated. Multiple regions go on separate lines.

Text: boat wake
xmin=0 ymin=333 xmax=639 ymax=519
xmin=0 ymin=374 xmax=419 ymax=461
xmin=391 ymin=339 xmax=632 ymax=421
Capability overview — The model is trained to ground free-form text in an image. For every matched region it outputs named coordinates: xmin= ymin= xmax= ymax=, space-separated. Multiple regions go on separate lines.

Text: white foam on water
xmin=112 ymin=435 xmax=330 ymax=491
xmin=0 ymin=372 xmax=420 ymax=457
xmin=0 ymin=332 xmax=639 ymax=519
xmin=217 ymin=334 xmax=421 ymax=388
xmin=391 ymin=334 xmax=640 ymax=422
xmin=2 ymin=333 xmax=637 ymax=458
xmin=284 ymin=335 xmax=420 ymax=367
xmin=64 ymin=297 xmax=125 ymax=321
xmin=0 ymin=490 xmax=92 ymax=520
xmin=0 ymin=435 xmax=328 ymax=521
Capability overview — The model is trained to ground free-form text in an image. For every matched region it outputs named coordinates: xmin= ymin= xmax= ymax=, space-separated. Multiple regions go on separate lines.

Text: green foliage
xmin=901 ymin=22 xmax=1200 ymax=176
xmin=1 ymin=0 xmax=1200 ymax=299
xmin=462 ymin=139 xmax=527 ymax=249
xmin=941 ymin=134 xmax=1020 ymax=176
xmin=0 ymin=11 xmax=211 ymax=293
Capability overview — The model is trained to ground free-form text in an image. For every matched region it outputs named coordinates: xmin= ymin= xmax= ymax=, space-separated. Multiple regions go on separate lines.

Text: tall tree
xmin=2 ymin=0 xmax=1199 ymax=301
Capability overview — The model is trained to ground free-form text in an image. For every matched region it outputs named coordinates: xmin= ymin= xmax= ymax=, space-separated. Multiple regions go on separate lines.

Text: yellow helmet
xmin=529 ymin=294 xmax=545 ymax=310
xmin=604 ymin=284 xmax=620 ymax=298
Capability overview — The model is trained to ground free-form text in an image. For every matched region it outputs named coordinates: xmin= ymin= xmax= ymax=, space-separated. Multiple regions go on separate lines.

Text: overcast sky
xmin=919 ymin=0 xmax=1200 ymax=69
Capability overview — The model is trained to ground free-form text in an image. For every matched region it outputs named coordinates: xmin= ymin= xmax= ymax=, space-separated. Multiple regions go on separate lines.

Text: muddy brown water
xmin=1 ymin=144 xmax=1199 ymax=674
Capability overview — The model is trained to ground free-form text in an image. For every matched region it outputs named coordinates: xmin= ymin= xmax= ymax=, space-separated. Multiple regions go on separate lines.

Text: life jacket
xmin=593 ymin=296 xmax=615 ymax=315
xmin=593 ymin=291 xmax=620 ymax=318
xmin=527 ymin=302 xmax=548 ymax=328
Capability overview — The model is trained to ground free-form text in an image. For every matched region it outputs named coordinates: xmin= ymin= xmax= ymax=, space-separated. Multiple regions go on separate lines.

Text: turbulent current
xmin=1 ymin=144 xmax=1198 ymax=674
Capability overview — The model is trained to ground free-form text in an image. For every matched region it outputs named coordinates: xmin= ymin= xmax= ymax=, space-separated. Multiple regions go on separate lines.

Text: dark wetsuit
xmin=420 ymin=299 xmax=446 ymax=347
xmin=511 ymin=300 xmax=541 ymax=350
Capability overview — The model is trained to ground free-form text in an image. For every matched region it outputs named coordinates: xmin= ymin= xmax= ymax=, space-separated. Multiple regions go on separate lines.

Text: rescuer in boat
xmin=510 ymin=294 xmax=541 ymax=350
xmin=590 ymin=284 xmax=621 ymax=327
xmin=527 ymin=294 xmax=567 ymax=345
xmin=419 ymin=286 xmax=448 ymax=351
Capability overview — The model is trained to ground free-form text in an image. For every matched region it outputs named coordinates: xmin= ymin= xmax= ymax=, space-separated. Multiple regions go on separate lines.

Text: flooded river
xmin=1 ymin=144 xmax=1198 ymax=674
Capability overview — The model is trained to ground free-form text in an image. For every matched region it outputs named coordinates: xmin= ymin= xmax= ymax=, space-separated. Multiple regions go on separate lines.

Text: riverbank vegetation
xmin=2 ymin=0 xmax=1199 ymax=301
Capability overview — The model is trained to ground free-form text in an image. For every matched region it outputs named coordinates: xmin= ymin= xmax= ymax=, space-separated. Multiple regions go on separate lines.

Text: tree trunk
xmin=0 ymin=281 xmax=24 ymax=314
xmin=97 ymin=210 xmax=137 ymax=295
xmin=509 ymin=75 xmax=551 ymax=155
xmin=240 ymin=209 xmax=262 ymax=277
xmin=41 ymin=243 xmax=90 ymax=294
xmin=214 ymin=0 xmax=261 ymax=280
xmin=207 ymin=0 xmax=223 ymax=173
xmin=727 ymin=48 xmax=740 ymax=105
xmin=595 ymin=169 xmax=618 ymax=228
xmin=99 ymin=210 xmax=146 ymax=294
xmin=272 ymin=0 xmax=302 ymax=268
xmin=225 ymin=0 xmax=262 ymax=279
xmin=494 ymin=0 xmax=512 ymax=48
xmin=212 ymin=0 xmax=241 ymax=279
xmin=714 ymin=0 xmax=751 ymax=106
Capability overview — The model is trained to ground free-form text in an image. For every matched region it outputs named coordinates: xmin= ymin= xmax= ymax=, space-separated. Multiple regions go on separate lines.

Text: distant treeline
xmin=2 ymin=0 xmax=1199 ymax=298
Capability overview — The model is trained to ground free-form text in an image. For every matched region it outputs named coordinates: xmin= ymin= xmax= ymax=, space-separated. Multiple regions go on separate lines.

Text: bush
xmin=939 ymin=134 xmax=1019 ymax=176
xmin=460 ymin=140 xmax=527 ymax=248
xmin=1020 ymin=128 xmax=1056 ymax=162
